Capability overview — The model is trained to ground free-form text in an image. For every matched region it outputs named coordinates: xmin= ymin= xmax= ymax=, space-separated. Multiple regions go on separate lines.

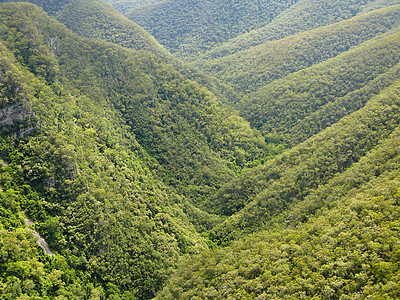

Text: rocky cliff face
xmin=0 ymin=101 xmax=37 ymax=137
xmin=0 ymin=51 xmax=38 ymax=137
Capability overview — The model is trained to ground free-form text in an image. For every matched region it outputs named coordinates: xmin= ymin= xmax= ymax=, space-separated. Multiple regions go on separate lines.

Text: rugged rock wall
xmin=0 ymin=101 xmax=37 ymax=137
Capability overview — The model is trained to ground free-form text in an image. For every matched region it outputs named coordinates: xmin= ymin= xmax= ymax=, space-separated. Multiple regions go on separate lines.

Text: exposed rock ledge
xmin=25 ymin=216 xmax=55 ymax=256
xmin=0 ymin=102 xmax=37 ymax=137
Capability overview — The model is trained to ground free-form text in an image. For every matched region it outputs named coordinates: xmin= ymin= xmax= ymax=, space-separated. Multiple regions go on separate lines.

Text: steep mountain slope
xmin=121 ymin=0 xmax=400 ymax=61
xmin=193 ymin=6 xmax=400 ymax=95
xmin=3 ymin=0 xmax=266 ymax=200
xmin=361 ymin=0 xmax=400 ymax=12
xmin=2 ymin=1 xmax=400 ymax=299
xmin=0 ymin=0 xmax=171 ymax=60
xmin=158 ymin=126 xmax=400 ymax=298
xmin=195 ymin=0 xmax=400 ymax=62
xmin=240 ymin=28 xmax=400 ymax=147
xmin=209 ymin=79 xmax=400 ymax=244
xmin=156 ymin=65 xmax=400 ymax=299
xmin=0 ymin=3 xmax=205 ymax=299
xmin=0 ymin=2 xmax=267 ymax=298
xmin=0 ymin=0 xmax=237 ymax=111
xmin=104 ymin=0 xmax=163 ymax=13
xmin=125 ymin=0 xmax=301 ymax=59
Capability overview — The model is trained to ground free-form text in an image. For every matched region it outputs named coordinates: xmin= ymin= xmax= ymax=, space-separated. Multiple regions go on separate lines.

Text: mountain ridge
xmin=1 ymin=0 xmax=400 ymax=299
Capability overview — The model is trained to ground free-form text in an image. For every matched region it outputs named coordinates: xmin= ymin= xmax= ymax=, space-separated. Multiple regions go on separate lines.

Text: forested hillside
xmin=0 ymin=3 xmax=205 ymax=298
xmin=104 ymin=0 xmax=163 ymax=13
xmin=209 ymin=80 xmax=400 ymax=242
xmin=194 ymin=0 xmax=400 ymax=61
xmin=241 ymin=25 xmax=400 ymax=145
xmin=0 ymin=0 xmax=171 ymax=59
xmin=125 ymin=0 xmax=300 ymax=59
xmin=159 ymin=123 xmax=400 ymax=297
xmin=2 ymin=0 xmax=400 ymax=299
xmin=190 ymin=5 xmax=400 ymax=149
xmin=194 ymin=6 xmax=400 ymax=94
xmin=0 ymin=2 xmax=264 ymax=298
xmin=120 ymin=0 xmax=400 ymax=60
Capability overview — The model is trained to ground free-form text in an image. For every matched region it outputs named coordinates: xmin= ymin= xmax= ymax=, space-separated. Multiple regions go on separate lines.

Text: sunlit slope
xmin=121 ymin=0 xmax=400 ymax=61
xmin=2 ymin=1 xmax=400 ymax=299
xmin=158 ymin=124 xmax=400 ymax=298
xmin=193 ymin=6 xmax=400 ymax=95
xmin=3 ymin=0 xmax=237 ymax=110
xmin=0 ymin=5 xmax=206 ymax=299
xmin=104 ymin=0 xmax=163 ymax=13
xmin=4 ymin=1 xmax=267 ymax=199
xmin=197 ymin=0 xmax=400 ymax=61
xmin=0 ymin=0 xmax=172 ymax=59
xmin=208 ymin=80 xmax=400 ymax=244
xmin=125 ymin=0 xmax=301 ymax=59
xmin=0 ymin=2 xmax=265 ymax=298
xmin=236 ymin=27 xmax=400 ymax=147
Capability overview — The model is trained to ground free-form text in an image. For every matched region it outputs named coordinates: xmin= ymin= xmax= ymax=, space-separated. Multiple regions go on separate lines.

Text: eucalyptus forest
xmin=1 ymin=0 xmax=400 ymax=299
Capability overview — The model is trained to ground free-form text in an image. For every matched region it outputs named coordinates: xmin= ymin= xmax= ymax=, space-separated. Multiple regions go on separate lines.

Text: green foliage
xmin=240 ymin=28 xmax=400 ymax=146
xmin=194 ymin=6 xmax=400 ymax=95
xmin=0 ymin=0 xmax=229 ymax=103
xmin=195 ymin=0 xmax=400 ymax=62
xmin=209 ymin=80 xmax=400 ymax=244
xmin=0 ymin=1 xmax=266 ymax=298
xmin=2 ymin=1 xmax=400 ymax=299
xmin=0 ymin=2 xmax=225 ymax=298
xmin=158 ymin=164 xmax=400 ymax=299
xmin=54 ymin=0 xmax=171 ymax=59
xmin=125 ymin=0 xmax=300 ymax=60
xmin=119 ymin=0 xmax=400 ymax=61
xmin=0 ymin=137 xmax=98 ymax=299
xmin=0 ymin=0 xmax=266 ymax=197
xmin=104 ymin=0 xmax=163 ymax=14
xmin=0 ymin=0 xmax=171 ymax=60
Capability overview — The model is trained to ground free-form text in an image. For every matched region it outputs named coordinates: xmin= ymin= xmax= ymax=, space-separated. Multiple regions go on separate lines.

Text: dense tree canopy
xmin=194 ymin=6 xmax=400 ymax=95
xmin=120 ymin=0 xmax=400 ymax=60
xmin=0 ymin=2 xmax=262 ymax=298
xmin=1 ymin=0 xmax=400 ymax=299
